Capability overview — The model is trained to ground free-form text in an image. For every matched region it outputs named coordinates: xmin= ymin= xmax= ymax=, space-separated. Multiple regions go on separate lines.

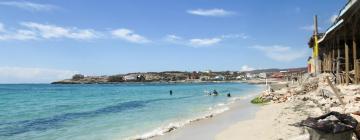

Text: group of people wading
xmin=169 ymin=89 xmax=231 ymax=97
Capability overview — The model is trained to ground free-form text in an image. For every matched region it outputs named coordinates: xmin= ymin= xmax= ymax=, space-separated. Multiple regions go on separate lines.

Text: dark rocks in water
xmin=165 ymin=126 xmax=177 ymax=133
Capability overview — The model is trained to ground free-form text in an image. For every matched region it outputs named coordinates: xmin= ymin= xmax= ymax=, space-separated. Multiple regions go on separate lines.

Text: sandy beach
xmin=216 ymin=103 xmax=311 ymax=140
xmin=216 ymin=74 xmax=360 ymax=140
xmin=153 ymin=74 xmax=360 ymax=140
xmin=216 ymin=103 xmax=287 ymax=140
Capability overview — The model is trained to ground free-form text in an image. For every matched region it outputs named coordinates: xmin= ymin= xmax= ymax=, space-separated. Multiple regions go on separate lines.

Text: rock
xmin=302 ymin=97 xmax=309 ymax=101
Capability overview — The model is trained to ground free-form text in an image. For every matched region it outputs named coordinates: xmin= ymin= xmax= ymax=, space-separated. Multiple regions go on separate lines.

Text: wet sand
xmin=153 ymin=98 xmax=260 ymax=140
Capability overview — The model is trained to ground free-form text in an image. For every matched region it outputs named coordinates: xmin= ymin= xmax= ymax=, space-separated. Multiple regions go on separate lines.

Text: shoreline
xmin=51 ymin=79 xmax=281 ymax=85
xmin=131 ymin=84 xmax=266 ymax=140
xmin=139 ymin=74 xmax=360 ymax=140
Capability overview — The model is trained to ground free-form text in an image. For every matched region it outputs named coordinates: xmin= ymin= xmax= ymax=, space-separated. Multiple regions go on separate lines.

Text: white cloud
xmin=0 ymin=29 xmax=38 ymax=40
xmin=164 ymin=33 xmax=248 ymax=47
xmin=0 ymin=67 xmax=77 ymax=83
xmin=0 ymin=22 xmax=38 ymax=41
xmin=164 ymin=34 xmax=182 ymax=42
xmin=189 ymin=38 xmax=222 ymax=46
xmin=187 ymin=8 xmax=235 ymax=17
xmin=240 ymin=65 xmax=255 ymax=71
xmin=21 ymin=22 xmax=99 ymax=40
xmin=111 ymin=28 xmax=150 ymax=43
xmin=252 ymin=45 xmax=307 ymax=62
xmin=221 ymin=34 xmax=249 ymax=39
xmin=0 ymin=23 xmax=5 ymax=32
xmin=0 ymin=22 xmax=99 ymax=41
xmin=0 ymin=1 xmax=57 ymax=11
xmin=330 ymin=14 xmax=338 ymax=23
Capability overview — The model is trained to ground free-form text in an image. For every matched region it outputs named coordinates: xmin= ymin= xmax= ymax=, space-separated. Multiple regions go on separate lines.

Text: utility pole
xmin=314 ymin=15 xmax=320 ymax=76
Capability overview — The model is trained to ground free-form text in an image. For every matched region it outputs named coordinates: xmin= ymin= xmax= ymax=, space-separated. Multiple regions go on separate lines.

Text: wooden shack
xmin=310 ymin=0 xmax=360 ymax=85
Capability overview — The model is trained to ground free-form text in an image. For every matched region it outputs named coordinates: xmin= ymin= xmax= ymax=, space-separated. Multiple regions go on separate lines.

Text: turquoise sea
xmin=0 ymin=82 xmax=260 ymax=140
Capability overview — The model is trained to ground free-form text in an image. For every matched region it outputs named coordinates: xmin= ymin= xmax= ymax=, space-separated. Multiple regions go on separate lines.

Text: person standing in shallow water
xmin=169 ymin=90 xmax=173 ymax=95
xmin=212 ymin=90 xmax=218 ymax=96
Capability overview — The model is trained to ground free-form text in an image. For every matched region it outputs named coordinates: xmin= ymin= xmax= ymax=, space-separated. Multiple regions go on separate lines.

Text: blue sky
xmin=0 ymin=0 xmax=345 ymax=83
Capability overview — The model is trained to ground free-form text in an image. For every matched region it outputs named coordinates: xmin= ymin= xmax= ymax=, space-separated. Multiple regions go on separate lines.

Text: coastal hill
xmin=51 ymin=67 xmax=306 ymax=84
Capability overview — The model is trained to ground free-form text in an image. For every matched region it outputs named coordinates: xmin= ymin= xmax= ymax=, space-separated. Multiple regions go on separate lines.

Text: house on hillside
xmin=213 ymin=75 xmax=225 ymax=81
xmin=124 ymin=74 xmax=145 ymax=82
xmin=258 ymin=72 xmax=268 ymax=79
xmin=246 ymin=73 xmax=256 ymax=79
xmin=124 ymin=75 xmax=137 ymax=81
xmin=200 ymin=76 xmax=210 ymax=81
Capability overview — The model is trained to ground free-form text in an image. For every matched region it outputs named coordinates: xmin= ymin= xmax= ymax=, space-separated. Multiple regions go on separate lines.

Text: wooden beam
xmin=328 ymin=46 xmax=331 ymax=72
xmin=345 ymin=40 xmax=350 ymax=85
xmin=337 ymin=37 xmax=341 ymax=84
xmin=353 ymin=30 xmax=358 ymax=84
xmin=331 ymin=41 xmax=336 ymax=73
xmin=326 ymin=76 xmax=345 ymax=108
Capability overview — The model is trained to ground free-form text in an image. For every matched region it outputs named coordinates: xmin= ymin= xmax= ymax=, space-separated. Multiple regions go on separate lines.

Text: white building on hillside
xmin=213 ymin=75 xmax=225 ymax=81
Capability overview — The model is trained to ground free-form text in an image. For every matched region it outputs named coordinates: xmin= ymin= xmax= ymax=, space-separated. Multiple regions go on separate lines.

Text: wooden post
xmin=337 ymin=37 xmax=341 ymax=84
xmin=332 ymin=41 xmax=335 ymax=73
xmin=326 ymin=76 xmax=345 ymax=108
xmin=314 ymin=15 xmax=320 ymax=75
xmin=327 ymin=45 xmax=330 ymax=72
xmin=345 ymin=40 xmax=349 ymax=85
xmin=354 ymin=59 xmax=359 ymax=84
xmin=354 ymin=31 xmax=358 ymax=84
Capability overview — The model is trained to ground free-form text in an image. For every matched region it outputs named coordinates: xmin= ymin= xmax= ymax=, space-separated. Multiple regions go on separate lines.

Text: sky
xmin=0 ymin=0 xmax=346 ymax=83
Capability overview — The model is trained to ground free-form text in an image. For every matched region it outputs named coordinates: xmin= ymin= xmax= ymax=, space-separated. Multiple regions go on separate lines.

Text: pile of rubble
xmin=255 ymin=73 xmax=360 ymax=140
xmin=258 ymin=74 xmax=360 ymax=113
xmin=258 ymin=76 xmax=319 ymax=103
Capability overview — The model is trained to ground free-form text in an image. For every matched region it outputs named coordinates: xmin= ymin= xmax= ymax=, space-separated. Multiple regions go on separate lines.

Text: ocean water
xmin=0 ymin=82 xmax=261 ymax=140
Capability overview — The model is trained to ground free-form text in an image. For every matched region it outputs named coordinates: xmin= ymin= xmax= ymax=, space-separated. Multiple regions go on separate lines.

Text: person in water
xmin=227 ymin=93 xmax=231 ymax=97
xmin=170 ymin=90 xmax=173 ymax=95
xmin=212 ymin=90 xmax=218 ymax=96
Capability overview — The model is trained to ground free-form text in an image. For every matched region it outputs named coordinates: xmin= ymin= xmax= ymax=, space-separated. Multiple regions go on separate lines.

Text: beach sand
xmin=217 ymin=74 xmax=360 ymax=140
xmin=153 ymin=99 xmax=260 ymax=140
xmin=215 ymin=102 xmax=312 ymax=140
xmin=154 ymin=74 xmax=360 ymax=140
xmin=216 ymin=103 xmax=284 ymax=140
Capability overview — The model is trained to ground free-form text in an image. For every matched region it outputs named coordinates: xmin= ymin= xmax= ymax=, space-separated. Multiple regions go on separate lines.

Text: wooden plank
xmin=345 ymin=41 xmax=349 ymax=85
xmin=326 ymin=76 xmax=345 ymax=108
xmin=337 ymin=38 xmax=341 ymax=84
xmin=327 ymin=47 xmax=332 ymax=72
xmin=354 ymin=32 xmax=358 ymax=84
xmin=332 ymin=41 xmax=335 ymax=73
xmin=355 ymin=59 xmax=360 ymax=84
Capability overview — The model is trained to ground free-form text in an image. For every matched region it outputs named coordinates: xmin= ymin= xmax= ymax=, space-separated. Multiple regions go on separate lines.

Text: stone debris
xmin=256 ymin=73 xmax=360 ymax=139
xmin=259 ymin=74 xmax=360 ymax=114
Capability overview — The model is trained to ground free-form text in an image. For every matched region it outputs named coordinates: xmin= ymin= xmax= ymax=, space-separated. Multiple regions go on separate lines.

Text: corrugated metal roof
xmin=317 ymin=0 xmax=358 ymax=44
xmin=317 ymin=19 xmax=344 ymax=43
xmin=339 ymin=0 xmax=358 ymax=17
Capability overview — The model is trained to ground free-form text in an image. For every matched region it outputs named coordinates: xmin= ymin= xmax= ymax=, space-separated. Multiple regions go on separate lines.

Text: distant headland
xmin=51 ymin=67 xmax=306 ymax=84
